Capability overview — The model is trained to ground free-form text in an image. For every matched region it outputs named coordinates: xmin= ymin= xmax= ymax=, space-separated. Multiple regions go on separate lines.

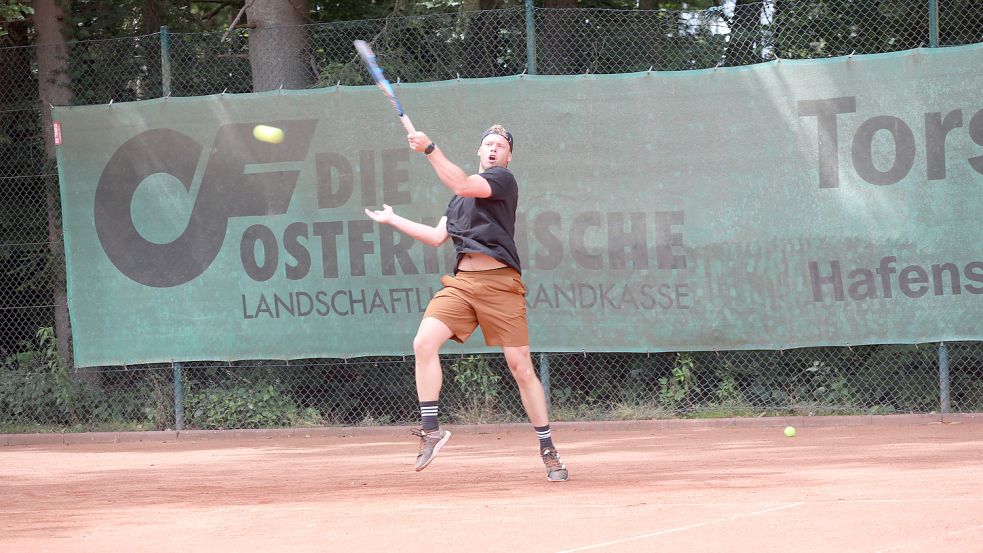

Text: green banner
xmin=56 ymin=44 xmax=983 ymax=367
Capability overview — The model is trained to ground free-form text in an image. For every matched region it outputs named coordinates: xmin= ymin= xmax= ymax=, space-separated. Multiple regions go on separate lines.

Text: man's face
xmin=477 ymin=133 xmax=512 ymax=171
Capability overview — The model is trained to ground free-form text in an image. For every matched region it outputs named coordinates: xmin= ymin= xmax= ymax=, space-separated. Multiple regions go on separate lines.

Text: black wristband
xmin=424 ymin=142 xmax=436 ymax=155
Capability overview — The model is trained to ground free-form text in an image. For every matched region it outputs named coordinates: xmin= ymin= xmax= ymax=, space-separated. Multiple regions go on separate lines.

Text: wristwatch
xmin=424 ymin=142 xmax=436 ymax=155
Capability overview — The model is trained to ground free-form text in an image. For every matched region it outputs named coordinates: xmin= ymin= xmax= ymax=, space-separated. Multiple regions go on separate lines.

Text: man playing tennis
xmin=365 ymin=124 xmax=569 ymax=482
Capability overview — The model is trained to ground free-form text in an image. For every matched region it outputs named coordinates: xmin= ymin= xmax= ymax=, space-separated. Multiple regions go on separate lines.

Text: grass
xmin=0 ymin=402 xmax=950 ymax=434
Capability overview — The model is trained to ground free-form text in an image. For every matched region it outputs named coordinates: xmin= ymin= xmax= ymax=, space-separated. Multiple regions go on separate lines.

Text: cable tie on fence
xmin=849 ymin=50 xmax=856 ymax=58
xmin=456 ymin=73 xmax=461 ymax=81
xmin=648 ymin=66 xmax=653 ymax=73
xmin=108 ymin=99 xmax=114 ymax=106
xmin=222 ymin=88 xmax=228 ymax=95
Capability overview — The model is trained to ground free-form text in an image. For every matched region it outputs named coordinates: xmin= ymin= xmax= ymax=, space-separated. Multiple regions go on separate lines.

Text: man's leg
xmin=414 ymin=316 xmax=454 ymax=403
xmin=502 ymin=345 xmax=569 ymax=482
xmin=501 ymin=345 xmax=549 ymax=426
xmin=411 ymin=317 xmax=454 ymax=471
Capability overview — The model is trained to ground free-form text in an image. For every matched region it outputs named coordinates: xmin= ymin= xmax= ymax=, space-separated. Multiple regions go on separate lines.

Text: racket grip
xmin=399 ymin=114 xmax=416 ymax=135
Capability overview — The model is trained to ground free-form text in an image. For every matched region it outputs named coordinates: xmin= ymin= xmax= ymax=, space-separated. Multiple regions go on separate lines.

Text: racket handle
xmin=399 ymin=114 xmax=416 ymax=134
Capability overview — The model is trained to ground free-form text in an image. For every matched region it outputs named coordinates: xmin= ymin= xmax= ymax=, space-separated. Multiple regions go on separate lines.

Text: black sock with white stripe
xmin=420 ymin=401 xmax=439 ymax=433
xmin=534 ymin=424 xmax=555 ymax=451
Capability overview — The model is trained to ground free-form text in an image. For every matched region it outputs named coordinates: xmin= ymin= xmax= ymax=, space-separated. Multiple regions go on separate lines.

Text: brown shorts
xmin=423 ymin=267 xmax=529 ymax=346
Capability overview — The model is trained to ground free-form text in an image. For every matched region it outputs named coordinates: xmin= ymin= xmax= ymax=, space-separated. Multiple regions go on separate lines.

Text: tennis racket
xmin=354 ymin=40 xmax=416 ymax=134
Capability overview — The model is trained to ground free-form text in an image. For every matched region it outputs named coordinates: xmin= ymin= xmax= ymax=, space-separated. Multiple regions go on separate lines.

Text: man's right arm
xmin=406 ymin=131 xmax=492 ymax=198
xmin=364 ymin=204 xmax=449 ymax=248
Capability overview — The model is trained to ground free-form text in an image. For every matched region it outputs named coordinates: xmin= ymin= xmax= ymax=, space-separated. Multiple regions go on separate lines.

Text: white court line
xmin=415 ymin=497 xmax=983 ymax=512
xmin=416 ymin=497 xmax=983 ymax=520
xmin=555 ymin=502 xmax=803 ymax=553
xmin=210 ymin=506 xmax=317 ymax=512
xmin=872 ymin=522 xmax=983 ymax=553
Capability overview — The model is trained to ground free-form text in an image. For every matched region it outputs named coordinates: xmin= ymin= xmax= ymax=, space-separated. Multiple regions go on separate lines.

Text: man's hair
xmin=480 ymin=124 xmax=513 ymax=151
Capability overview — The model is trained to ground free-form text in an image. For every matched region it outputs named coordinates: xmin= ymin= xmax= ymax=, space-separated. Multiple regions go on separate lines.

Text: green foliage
xmin=448 ymin=355 xmax=503 ymax=423
xmin=0 ymin=328 xmax=80 ymax=426
xmin=794 ymin=359 xmax=853 ymax=406
xmin=714 ymin=364 xmax=743 ymax=404
xmin=658 ymin=352 xmax=694 ymax=408
xmin=314 ymin=60 xmax=368 ymax=88
xmin=0 ymin=328 xmax=179 ymax=431
xmin=451 ymin=355 xmax=501 ymax=401
xmin=186 ymin=383 xmax=297 ymax=429
xmin=0 ymin=1 xmax=32 ymax=41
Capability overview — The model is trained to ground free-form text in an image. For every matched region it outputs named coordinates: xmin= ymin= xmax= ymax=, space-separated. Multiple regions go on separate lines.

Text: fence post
xmin=928 ymin=0 xmax=939 ymax=48
xmin=525 ymin=0 xmax=537 ymax=75
xmin=939 ymin=342 xmax=950 ymax=416
xmin=160 ymin=25 xmax=172 ymax=97
xmin=538 ymin=352 xmax=551 ymax=414
xmin=173 ymin=362 xmax=185 ymax=431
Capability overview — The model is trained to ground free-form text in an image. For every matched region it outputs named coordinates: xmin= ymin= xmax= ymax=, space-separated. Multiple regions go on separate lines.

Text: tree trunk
xmin=540 ymin=0 xmax=578 ymax=75
xmin=141 ymin=0 xmax=162 ymax=35
xmin=722 ymin=0 xmax=763 ymax=67
xmin=245 ymin=0 xmax=312 ymax=92
xmin=32 ymin=0 xmax=77 ymax=374
xmin=460 ymin=0 xmax=505 ymax=78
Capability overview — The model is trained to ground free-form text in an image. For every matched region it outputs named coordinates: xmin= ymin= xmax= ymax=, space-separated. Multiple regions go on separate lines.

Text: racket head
xmin=354 ymin=40 xmax=405 ymax=117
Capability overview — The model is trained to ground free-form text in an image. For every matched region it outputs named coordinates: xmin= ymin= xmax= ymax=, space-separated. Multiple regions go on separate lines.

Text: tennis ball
xmin=253 ymin=124 xmax=284 ymax=144
xmin=784 ymin=426 xmax=796 ymax=438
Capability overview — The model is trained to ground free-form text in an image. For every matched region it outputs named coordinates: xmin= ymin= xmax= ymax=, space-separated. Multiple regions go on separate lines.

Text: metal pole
xmin=939 ymin=342 xmax=950 ymax=416
xmin=160 ymin=26 xmax=172 ymax=97
xmin=928 ymin=0 xmax=939 ymax=48
xmin=173 ymin=362 xmax=185 ymax=431
xmin=525 ymin=0 xmax=537 ymax=75
xmin=538 ymin=352 xmax=551 ymax=414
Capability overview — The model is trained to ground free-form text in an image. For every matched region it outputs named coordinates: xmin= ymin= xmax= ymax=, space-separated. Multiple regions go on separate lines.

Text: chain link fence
xmin=5 ymin=344 xmax=983 ymax=433
xmin=3 ymin=2 xmax=983 ymax=432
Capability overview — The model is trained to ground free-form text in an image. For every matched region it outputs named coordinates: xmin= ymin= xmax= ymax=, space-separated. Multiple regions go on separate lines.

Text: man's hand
xmin=364 ymin=204 xmax=395 ymax=224
xmin=407 ymin=131 xmax=432 ymax=153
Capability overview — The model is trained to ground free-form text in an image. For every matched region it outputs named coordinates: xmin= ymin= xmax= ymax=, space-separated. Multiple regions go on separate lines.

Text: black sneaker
xmin=412 ymin=428 xmax=451 ymax=472
xmin=541 ymin=447 xmax=569 ymax=482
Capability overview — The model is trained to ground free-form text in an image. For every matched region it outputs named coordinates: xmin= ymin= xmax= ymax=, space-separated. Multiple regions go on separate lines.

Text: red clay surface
xmin=3 ymin=414 xmax=983 ymax=552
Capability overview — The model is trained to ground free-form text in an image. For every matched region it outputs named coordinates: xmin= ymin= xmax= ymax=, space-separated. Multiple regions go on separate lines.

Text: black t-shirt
xmin=444 ymin=166 xmax=521 ymax=273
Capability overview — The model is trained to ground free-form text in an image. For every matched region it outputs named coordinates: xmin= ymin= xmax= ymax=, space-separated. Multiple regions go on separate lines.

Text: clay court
xmin=3 ymin=414 xmax=983 ymax=552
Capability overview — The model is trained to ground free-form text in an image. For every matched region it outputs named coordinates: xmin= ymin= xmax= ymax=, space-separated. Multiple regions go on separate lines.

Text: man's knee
xmin=413 ymin=333 xmax=440 ymax=357
xmin=509 ymin=362 xmax=538 ymax=385
xmin=414 ymin=317 xmax=453 ymax=356
xmin=504 ymin=348 xmax=536 ymax=384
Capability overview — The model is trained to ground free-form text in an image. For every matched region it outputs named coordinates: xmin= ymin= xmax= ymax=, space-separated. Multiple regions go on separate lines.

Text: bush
xmin=186 ymin=383 xmax=297 ymax=429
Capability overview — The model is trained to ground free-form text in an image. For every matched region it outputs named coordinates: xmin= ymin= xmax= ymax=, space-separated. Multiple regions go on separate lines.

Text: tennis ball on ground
xmin=784 ymin=426 xmax=796 ymax=438
xmin=253 ymin=124 xmax=284 ymax=144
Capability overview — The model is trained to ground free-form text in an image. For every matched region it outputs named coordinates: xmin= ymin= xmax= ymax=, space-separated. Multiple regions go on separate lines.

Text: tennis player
xmin=365 ymin=124 xmax=568 ymax=482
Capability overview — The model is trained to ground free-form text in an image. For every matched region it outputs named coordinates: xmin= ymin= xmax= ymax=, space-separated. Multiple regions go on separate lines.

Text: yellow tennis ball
xmin=784 ymin=426 xmax=796 ymax=438
xmin=253 ymin=124 xmax=284 ymax=144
